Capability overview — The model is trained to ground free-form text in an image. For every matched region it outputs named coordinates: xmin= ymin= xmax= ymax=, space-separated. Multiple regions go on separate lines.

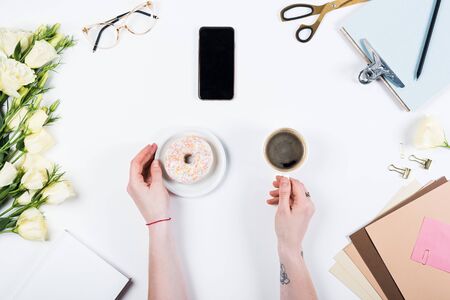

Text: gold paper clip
xmin=388 ymin=164 xmax=411 ymax=179
xmin=409 ymin=155 xmax=432 ymax=170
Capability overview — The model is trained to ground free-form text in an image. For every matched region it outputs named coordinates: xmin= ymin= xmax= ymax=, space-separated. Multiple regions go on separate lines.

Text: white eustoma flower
xmin=414 ymin=116 xmax=448 ymax=149
xmin=0 ymin=162 xmax=18 ymax=187
xmin=0 ymin=57 xmax=36 ymax=97
xmin=27 ymin=109 xmax=48 ymax=133
xmin=16 ymin=190 xmax=36 ymax=205
xmin=7 ymin=107 xmax=28 ymax=130
xmin=16 ymin=207 xmax=47 ymax=241
xmin=21 ymin=168 xmax=47 ymax=190
xmin=0 ymin=28 xmax=32 ymax=57
xmin=24 ymin=129 xmax=54 ymax=153
xmin=22 ymin=153 xmax=54 ymax=171
xmin=25 ymin=40 xmax=58 ymax=69
xmin=43 ymin=181 xmax=75 ymax=205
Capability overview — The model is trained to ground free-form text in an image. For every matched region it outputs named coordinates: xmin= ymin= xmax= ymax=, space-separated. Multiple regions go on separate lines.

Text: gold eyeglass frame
xmin=82 ymin=1 xmax=159 ymax=52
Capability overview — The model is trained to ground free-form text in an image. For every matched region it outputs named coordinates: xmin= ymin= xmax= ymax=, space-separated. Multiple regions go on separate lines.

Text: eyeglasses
xmin=82 ymin=1 xmax=158 ymax=52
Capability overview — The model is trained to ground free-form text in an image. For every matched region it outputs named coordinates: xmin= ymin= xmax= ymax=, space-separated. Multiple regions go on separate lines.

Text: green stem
xmin=0 ymin=205 xmax=15 ymax=217
xmin=7 ymin=197 xmax=45 ymax=218
xmin=7 ymin=148 xmax=24 ymax=163
xmin=0 ymin=132 xmax=24 ymax=152
xmin=0 ymin=230 xmax=13 ymax=234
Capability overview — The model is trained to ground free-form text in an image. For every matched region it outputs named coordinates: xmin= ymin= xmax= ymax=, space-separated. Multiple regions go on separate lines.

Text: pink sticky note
xmin=411 ymin=217 xmax=450 ymax=273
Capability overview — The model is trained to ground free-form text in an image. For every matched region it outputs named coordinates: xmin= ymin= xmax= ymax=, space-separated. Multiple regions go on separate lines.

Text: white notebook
xmin=13 ymin=231 xmax=131 ymax=300
xmin=341 ymin=0 xmax=450 ymax=111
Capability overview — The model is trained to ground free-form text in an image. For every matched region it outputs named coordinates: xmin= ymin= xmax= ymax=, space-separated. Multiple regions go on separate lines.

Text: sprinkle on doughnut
xmin=163 ymin=135 xmax=214 ymax=184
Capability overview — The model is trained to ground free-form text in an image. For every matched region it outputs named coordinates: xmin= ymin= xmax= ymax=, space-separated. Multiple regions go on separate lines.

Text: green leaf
xmin=16 ymin=138 xmax=25 ymax=151
xmin=0 ymin=218 xmax=11 ymax=231
xmin=0 ymin=136 xmax=9 ymax=149
xmin=13 ymin=42 xmax=22 ymax=60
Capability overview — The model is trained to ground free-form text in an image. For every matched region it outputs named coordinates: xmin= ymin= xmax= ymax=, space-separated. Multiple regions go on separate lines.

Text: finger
xmin=150 ymin=159 xmax=163 ymax=184
xmin=266 ymin=198 xmax=279 ymax=205
xmin=267 ymin=197 xmax=295 ymax=206
xmin=269 ymin=189 xmax=279 ymax=197
xmin=129 ymin=144 xmax=155 ymax=184
xmin=273 ymin=175 xmax=283 ymax=187
xmin=277 ymin=177 xmax=291 ymax=212
xmin=144 ymin=144 xmax=158 ymax=185
xmin=290 ymin=178 xmax=307 ymax=207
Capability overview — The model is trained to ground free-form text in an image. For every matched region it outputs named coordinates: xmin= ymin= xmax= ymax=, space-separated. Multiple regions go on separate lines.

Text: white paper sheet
xmin=12 ymin=230 xmax=130 ymax=300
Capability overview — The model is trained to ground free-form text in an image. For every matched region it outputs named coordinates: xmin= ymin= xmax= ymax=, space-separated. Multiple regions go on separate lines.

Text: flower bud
xmin=22 ymin=153 xmax=54 ymax=171
xmin=43 ymin=181 xmax=75 ymax=205
xmin=16 ymin=207 xmax=47 ymax=241
xmin=50 ymin=23 xmax=61 ymax=35
xmin=21 ymin=168 xmax=47 ymax=190
xmin=38 ymin=71 xmax=49 ymax=88
xmin=0 ymin=162 xmax=18 ymax=188
xmin=35 ymin=24 xmax=47 ymax=36
xmin=414 ymin=116 xmax=447 ymax=149
xmin=49 ymin=33 xmax=64 ymax=48
xmin=16 ymin=190 xmax=36 ymax=206
xmin=27 ymin=109 xmax=48 ymax=133
xmin=24 ymin=129 xmax=54 ymax=153
xmin=11 ymin=87 xmax=29 ymax=108
xmin=49 ymin=100 xmax=60 ymax=113
xmin=25 ymin=40 xmax=58 ymax=69
xmin=31 ymin=94 xmax=43 ymax=109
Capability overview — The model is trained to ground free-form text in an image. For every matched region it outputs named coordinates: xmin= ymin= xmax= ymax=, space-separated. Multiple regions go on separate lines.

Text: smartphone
xmin=198 ymin=27 xmax=235 ymax=100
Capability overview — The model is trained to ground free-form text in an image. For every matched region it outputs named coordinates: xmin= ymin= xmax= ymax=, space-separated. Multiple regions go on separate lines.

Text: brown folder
xmin=344 ymin=243 xmax=387 ymax=300
xmin=350 ymin=177 xmax=448 ymax=300
xmin=366 ymin=181 xmax=450 ymax=300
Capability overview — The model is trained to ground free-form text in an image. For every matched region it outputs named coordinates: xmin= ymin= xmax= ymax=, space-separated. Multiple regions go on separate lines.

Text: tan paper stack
xmin=331 ymin=177 xmax=450 ymax=299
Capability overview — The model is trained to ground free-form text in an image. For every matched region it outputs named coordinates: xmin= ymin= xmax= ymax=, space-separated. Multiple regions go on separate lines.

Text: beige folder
xmin=344 ymin=244 xmax=387 ymax=300
xmin=366 ymin=181 xmax=450 ymax=300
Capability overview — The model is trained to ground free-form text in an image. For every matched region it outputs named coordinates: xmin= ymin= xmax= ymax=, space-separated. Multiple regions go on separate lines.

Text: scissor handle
xmin=280 ymin=3 xmax=323 ymax=21
xmin=295 ymin=23 xmax=319 ymax=43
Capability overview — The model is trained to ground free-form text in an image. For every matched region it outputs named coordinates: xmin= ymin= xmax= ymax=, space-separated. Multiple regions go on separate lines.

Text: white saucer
xmin=156 ymin=128 xmax=227 ymax=198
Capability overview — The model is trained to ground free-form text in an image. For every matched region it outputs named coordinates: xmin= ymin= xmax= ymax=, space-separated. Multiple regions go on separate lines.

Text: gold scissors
xmin=280 ymin=0 xmax=367 ymax=43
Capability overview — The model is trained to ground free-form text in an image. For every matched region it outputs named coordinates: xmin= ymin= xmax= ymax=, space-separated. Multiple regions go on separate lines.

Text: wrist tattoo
xmin=280 ymin=263 xmax=290 ymax=285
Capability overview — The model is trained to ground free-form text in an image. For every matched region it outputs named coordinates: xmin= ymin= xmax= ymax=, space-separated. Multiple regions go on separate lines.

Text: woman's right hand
xmin=267 ymin=176 xmax=315 ymax=255
xmin=127 ymin=144 xmax=170 ymax=224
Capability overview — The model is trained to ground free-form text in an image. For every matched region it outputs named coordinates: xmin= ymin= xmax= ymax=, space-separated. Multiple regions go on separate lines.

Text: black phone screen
xmin=199 ymin=27 xmax=235 ymax=100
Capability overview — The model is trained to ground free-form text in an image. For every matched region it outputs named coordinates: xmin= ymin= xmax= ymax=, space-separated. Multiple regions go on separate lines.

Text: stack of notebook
xmin=331 ymin=177 xmax=450 ymax=300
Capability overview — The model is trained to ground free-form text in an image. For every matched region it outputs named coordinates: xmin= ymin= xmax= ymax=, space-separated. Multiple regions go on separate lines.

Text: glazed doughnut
xmin=163 ymin=135 xmax=214 ymax=184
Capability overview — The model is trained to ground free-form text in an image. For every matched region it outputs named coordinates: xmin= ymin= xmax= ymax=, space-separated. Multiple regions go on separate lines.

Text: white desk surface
xmin=1 ymin=0 xmax=449 ymax=299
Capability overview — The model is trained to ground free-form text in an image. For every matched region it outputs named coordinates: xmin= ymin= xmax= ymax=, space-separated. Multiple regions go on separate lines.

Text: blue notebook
xmin=341 ymin=0 xmax=450 ymax=111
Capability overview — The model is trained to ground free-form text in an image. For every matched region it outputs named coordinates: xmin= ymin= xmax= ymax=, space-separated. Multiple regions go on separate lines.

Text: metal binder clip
xmin=358 ymin=39 xmax=405 ymax=88
xmin=388 ymin=164 xmax=411 ymax=179
xmin=409 ymin=155 xmax=432 ymax=170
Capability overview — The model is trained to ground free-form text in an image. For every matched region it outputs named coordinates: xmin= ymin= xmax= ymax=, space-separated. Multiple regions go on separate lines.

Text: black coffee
xmin=265 ymin=131 xmax=304 ymax=170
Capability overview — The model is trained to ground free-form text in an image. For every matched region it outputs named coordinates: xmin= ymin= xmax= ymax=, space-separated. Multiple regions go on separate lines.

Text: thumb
xmin=278 ymin=177 xmax=291 ymax=212
xmin=150 ymin=159 xmax=163 ymax=184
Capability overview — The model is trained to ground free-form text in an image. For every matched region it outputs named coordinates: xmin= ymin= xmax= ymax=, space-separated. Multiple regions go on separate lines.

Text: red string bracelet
xmin=146 ymin=217 xmax=172 ymax=227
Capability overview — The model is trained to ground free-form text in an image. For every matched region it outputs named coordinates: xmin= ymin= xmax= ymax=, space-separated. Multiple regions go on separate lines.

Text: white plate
xmin=156 ymin=128 xmax=227 ymax=198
